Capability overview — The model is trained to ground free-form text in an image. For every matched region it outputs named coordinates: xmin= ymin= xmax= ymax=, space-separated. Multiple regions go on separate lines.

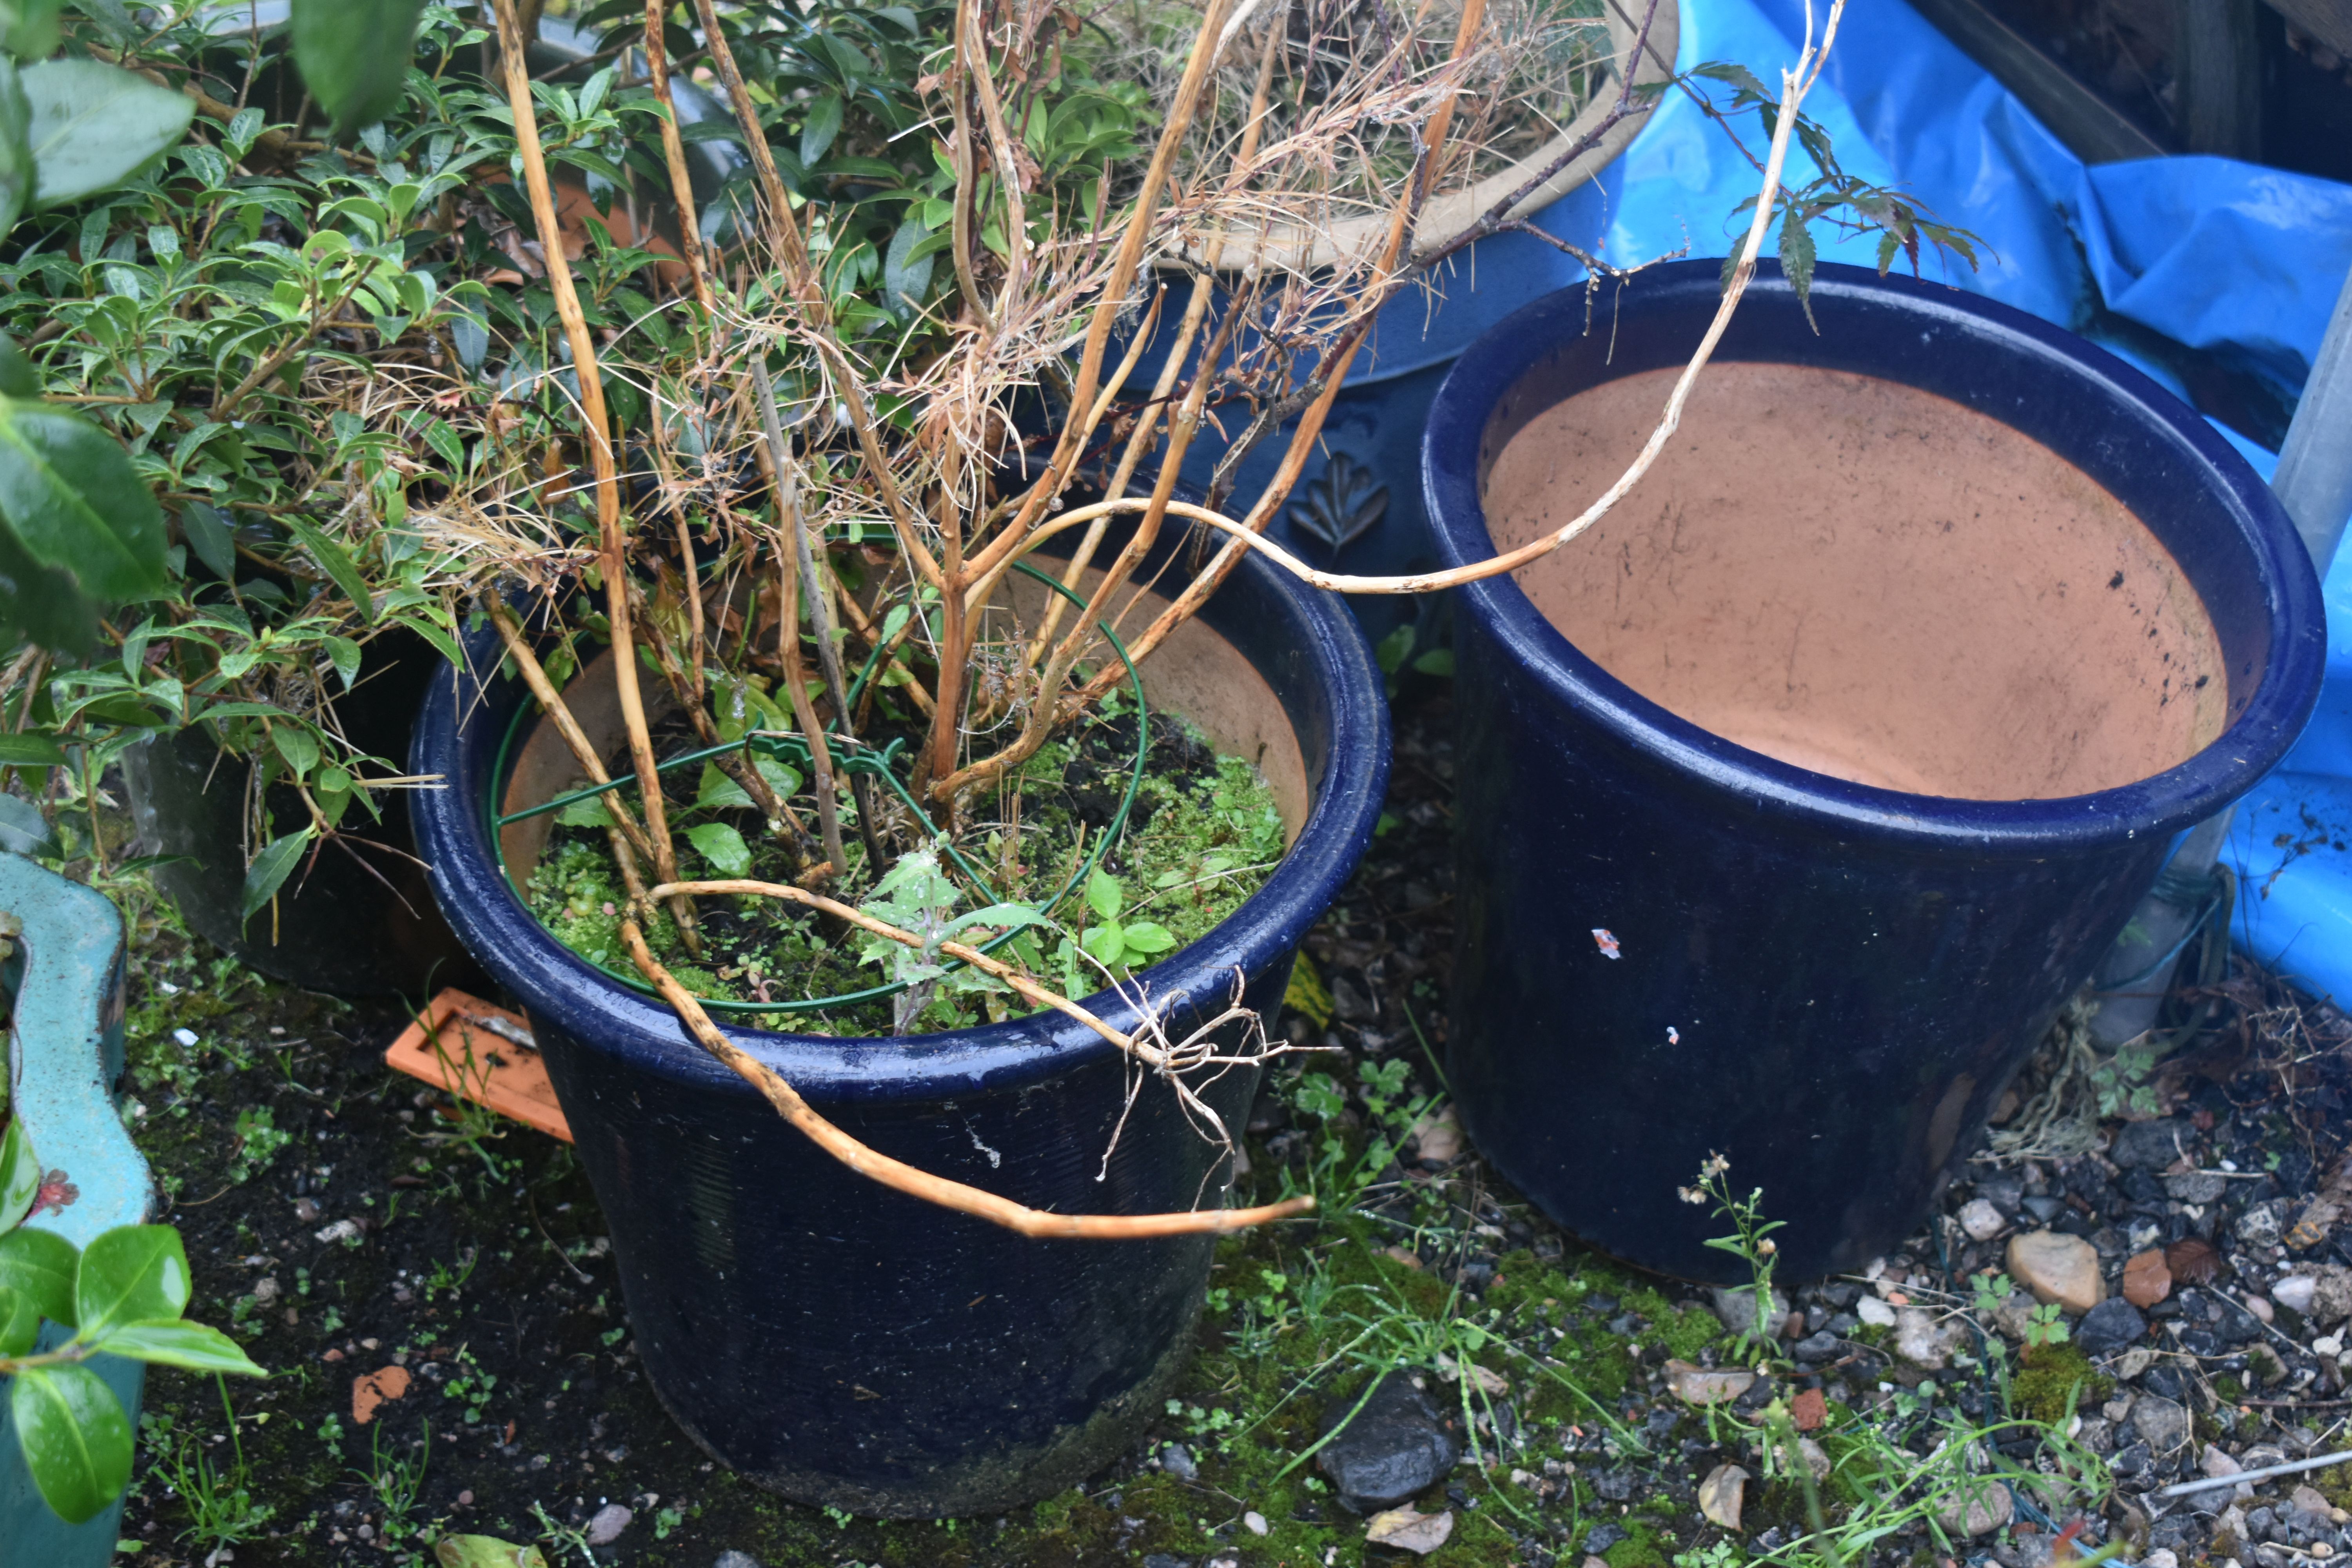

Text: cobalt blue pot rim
xmin=414 ymin=518 xmax=1390 ymax=1107
xmin=1421 ymin=258 xmax=2327 ymax=855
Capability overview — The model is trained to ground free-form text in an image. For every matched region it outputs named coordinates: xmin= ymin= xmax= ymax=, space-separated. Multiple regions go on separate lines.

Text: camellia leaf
xmin=10 ymin=1363 xmax=131 ymax=1524
xmin=0 ymin=397 xmax=169 ymax=603
xmin=0 ymin=1119 xmax=38 ymax=1232
xmin=0 ymin=791 xmax=58 ymax=857
xmin=1 ymin=0 xmax=64 ymax=59
xmin=0 ymin=730 xmax=65 ymax=767
xmin=686 ymin=821 xmax=750 ymax=877
xmin=92 ymin=1318 xmax=264 ymax=1377
xmin=20 ymin=58 xmax=194 ymax=209
xmin=939 ymin=902 xmax=1055 ymax=942
xmin=322 ymin=634 xmax=362 ymax=690
xmin=283 ymin=516 xmax=374 ymax=622
xmin=884 ymin=218 xmax=934 ymax=316
xmin=0 ymin=1225 xmax=78 ymax=1328
xmin=799 ymin=93 xmax=842 ymax=167
xmin=693 ymin=762 xmax=753 ymax=813
xmin=73 ymin=1224 xmax=191 ymax=1336
xmin=238 ymin=828 xmax=312 ymax=922
xmin=0 ymin=1281 xmax=36 ymax=1357
xmin=0 ymin=59 xmax=28 ymax=244
xmin=290 ymin=0 xmax=426 ymax=136
xmin=270 ymin=723 xmax=319 ymax=780
xmin=0 ymin=330 xmax=33 ymax=399
xmin=178 ymin=500 xmax=236 ymax=581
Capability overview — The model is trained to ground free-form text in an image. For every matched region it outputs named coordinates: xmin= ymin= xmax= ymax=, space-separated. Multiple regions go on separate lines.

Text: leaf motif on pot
xmin=1284 ymin=451 xmax=1387 ymax=563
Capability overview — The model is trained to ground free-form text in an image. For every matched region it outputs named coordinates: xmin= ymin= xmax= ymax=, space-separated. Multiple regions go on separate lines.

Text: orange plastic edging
xmin=383 ymin=988 xmax=573 ymax=1143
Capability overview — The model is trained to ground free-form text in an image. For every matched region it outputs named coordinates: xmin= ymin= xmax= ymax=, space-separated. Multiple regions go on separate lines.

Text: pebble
xmin=714 ymin=1554 xmax=766 ymax=1568
xmin=2007 ymin=1229 xmax=2106 ymax=1313
xmin=1160 ymin=1443 xmax=1198 ymax=1482
xmin=1243 ymin=1511 xmax=1269 ymax=1536
xmin=1938 ymin=1479 xmax=2014 ymax=1537
xmin=2123 ymin=1249 xmax=2174 ymax=1308
xmin=585 ymin=1504 xmax=633 ymax=1545
xmin=2201 ymin=1445 xmax=2255 ymax=1503
xmin=1710 ymin=1285 xmax=1789 ymax=1338
xmin=1410 ymin=1105 xmax=1464 ymax=1166
xmin=2076 ymin=1298 xmax=2148 ymax=1357
xmin=2276 ymin=1275 xmax=2319 ymax=1315
xmin=1665 ymin=1360 xmax=1756 ymax=1405
xmin=1316 ymin=1372 xmax=1460 ymax=1510
xmin=2145 ymin=1552 xmax=2181 ymax=1568
xmin=1893 ymin=1306 xmax=1956 ymax=1370
xmin=2167 ymin=1171 xmax=2232 ymax=1206
xmin=2112 ymin=1118 xmax=2195 ymax=1171
xmin=1958 ymin=1199 xmax=2006 ymax=1241
xmin=2131 ymin=1394 xmax=2192 ymax=1453
xmin=1855 ymin=1296 xmax=1898 ymax=1328
xmin=2246 ymin=1294 xmax=2275 ymax=1324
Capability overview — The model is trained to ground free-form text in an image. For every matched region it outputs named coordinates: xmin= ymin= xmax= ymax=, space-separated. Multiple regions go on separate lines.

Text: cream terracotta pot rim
xmin=1182 ymin=0 xmax=1680 ymax=276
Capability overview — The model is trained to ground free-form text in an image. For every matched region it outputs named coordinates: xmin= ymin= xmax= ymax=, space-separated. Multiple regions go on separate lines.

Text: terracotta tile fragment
xmin=352 ymin=1366 xmax=412 ymax=1425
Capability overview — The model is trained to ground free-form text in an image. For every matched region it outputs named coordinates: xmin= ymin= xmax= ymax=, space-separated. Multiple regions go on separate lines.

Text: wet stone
xmin=2169 ymin=1171 xmax=2232 ymax=1206
xmin=2130 ymin=1395 xmax=2192 ymax=1452
xmin=2114 ymin=1119 xmax=2196 ymax=1171
xmin=1161 ymin=1443 xmax=1199 ymax=1482
xmin=2077 ymin=1299 xmax=2149 ymax=1357
xmin=1316 ymin=1372 xmax=1462 ymax=1511
xmin=1584 ymin=1524 xmax=1629 ymax=1555
xmin=1792 ymin=1330 xmax=1842 ymax=1363
xmin=713 ymin=1555 xmax=766 ymax=1568
xmin=1592 ymin=1470 xmax=1636 ymax=1503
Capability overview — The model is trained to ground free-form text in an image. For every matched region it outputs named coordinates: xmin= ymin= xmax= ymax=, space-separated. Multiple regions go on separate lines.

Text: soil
xmin=80 ymin=676 xmax=2352 ymax=1568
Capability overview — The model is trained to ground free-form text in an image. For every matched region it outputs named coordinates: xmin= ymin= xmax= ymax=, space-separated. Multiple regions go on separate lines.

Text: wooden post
xmin=2176 ymin=0 xmax=2265 ymax=160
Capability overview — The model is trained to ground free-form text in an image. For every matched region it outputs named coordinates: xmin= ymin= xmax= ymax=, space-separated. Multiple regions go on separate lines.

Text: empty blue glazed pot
xmin=410 ymin=517 xmax=1385 ymax=1513
xmin=1423 ymin=260 xmax=2325 ymax=1283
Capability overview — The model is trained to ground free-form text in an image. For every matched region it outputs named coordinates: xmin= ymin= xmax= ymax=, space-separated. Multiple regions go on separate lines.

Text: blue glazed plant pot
xmin=1127 ymin=0 xmax=1679 ymax=647
xmin=411 ymin=518 xmax=1385 ymax=1514
xmin=1422 ymin=259 xmax=2325 ymax=1283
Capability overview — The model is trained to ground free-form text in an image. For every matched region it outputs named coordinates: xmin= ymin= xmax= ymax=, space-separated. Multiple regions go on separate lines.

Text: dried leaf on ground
xmin=1366 ymin=1506 xmax=1455 ymax=1554
xmin=1699 ymin=1463 xmax=1749 ymax=1531
xmin=2167 ymin=1236 xmax=2221 ymax=1286
xmin=1436 ymin=1352 xmax=1508 ymax=1396
xmin=352 ymin=1365 xmax=412 ymax=1424
xmin=2123 ymin=1249 xmax=2173 ymax=1307
xmin=436 ymin=1539 xmax=550 ymax=1568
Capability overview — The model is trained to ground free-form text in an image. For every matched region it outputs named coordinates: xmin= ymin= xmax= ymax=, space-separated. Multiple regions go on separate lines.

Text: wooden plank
xmin=1906 ymin=0 xmax=2172 ymax=164
xmin=2267 ymin=0 xmax=2352 ymax=59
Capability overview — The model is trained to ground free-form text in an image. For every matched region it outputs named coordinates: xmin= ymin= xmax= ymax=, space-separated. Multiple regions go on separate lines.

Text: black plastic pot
xmin=1423 ymin=260 xmax=2325 ymax=1283
xmin=410 ymin=519 xmax=1387 ymax=1514
xmin=123 ymin=629 xmax=479 ymax=998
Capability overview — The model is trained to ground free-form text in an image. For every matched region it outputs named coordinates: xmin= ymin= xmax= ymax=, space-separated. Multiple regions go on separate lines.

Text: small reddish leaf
xmin=2165 ymin=1236 xmax=2220 ymax=1286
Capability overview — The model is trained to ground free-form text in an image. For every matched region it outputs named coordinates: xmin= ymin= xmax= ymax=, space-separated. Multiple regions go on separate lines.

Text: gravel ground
xmin=91 ymin=681 xmax=2352 ymax=1568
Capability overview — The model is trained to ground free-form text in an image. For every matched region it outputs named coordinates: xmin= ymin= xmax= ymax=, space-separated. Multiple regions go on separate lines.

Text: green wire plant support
xmin=490 ymin=559 xmax=1152 ymax=1016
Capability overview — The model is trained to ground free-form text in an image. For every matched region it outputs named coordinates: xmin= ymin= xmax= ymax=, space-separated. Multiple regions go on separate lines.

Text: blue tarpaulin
xmin=1596 ymin=0 xmax=2352 ymax=1002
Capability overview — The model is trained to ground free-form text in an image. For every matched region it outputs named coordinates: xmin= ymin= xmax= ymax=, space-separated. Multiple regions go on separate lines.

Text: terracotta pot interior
xmin=494 ymin=567 xmax=1310 ymax=891
xmin=1482 ymin=362 xmax=2229 ymax=800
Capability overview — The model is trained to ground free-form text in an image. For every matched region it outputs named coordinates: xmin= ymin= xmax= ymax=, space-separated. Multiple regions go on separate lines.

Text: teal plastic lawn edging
xmin=0 ymin=853 xmax=152 ymax=1563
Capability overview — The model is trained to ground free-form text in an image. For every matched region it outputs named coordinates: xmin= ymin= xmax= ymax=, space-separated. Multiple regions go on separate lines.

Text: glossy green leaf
xmin=282 ymin=517 xmax=374 ymax=621
xmin=799 ymin=93 xmax=842 ymax=167
xmin=939 ymin=902 xmax=1053 ymax=942
xmin=0 ymin=1119 xmax=38 ymax=1232
xmin=1 ymin=0 xmax=64 ymax=60
xmin=93 ymin=1318 xmax=264 ymax=1376
xmin=0 ymin=730 xmax=65 ymax=766
xmin=694 ymin=762 xmax=753 ymax=813
xmin=0 ymin=60 xmax=27 ymax=243
xmin=290 ymin=0 xmax=425 ymax=136
xmin=0 ymin=397 xmax=169 ymax=602
xmin=238 ymin=828 xmax=312 ymax=922
xmin=0 ymin=1282 xmax=37 ymax=1357
xmin=323 ymin=635 xmax=362 ymax=690
xmin=270 ymin=723 xmax=319 ymax=779
xmin=0 ymin=512 xmax=98 ymax=657
xmin=178 ymin=500 xmax=236 ymax=581
xmin=1082 ymin=919 xmax=1124 ymax=967
xmin=10 ymin=1362 xmax=131 ymax=1524
xmin=0 ymin=331 xmax=32 ymax=399
xmin=686 ymin=822 xmax=750 ymax=877
xmin=20 ymin=58 xmax=193 ymax=208
xmin=73 ymin=1224 xmax=191 ymax=1335
xmin=883 ymin=218 xmax=933 ymax=316
xmin=0 ymin=792 xmax=58 ymax=857
xmin=1085 ymin=867 xmax=1122 ymax=921
xmin=0 ymin=1226 xmax=78 ymax=1327
xmin=1122 ymin=921 xmax=1176 ymax=955
xmin=554 ymin=793 xmax=613 ymax=829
